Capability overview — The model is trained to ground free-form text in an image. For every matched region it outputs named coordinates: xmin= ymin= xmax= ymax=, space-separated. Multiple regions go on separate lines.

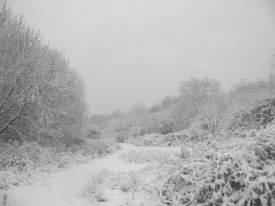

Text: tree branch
xmin=19 ymin=115 xmax=42 ymax=130
xmin=0 ymin=84 xmax=16 ymax=111
xmin=0 ymin=101 xmax=17 ymax=115
xmin=8 ymin=125 xmax=25 ymax=143
xmin=0 ymin=101 xmax=26 ymax=134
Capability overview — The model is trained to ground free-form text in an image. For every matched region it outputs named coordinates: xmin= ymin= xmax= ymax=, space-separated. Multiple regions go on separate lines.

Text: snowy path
xmin=2 ymin=144 xmax=178 ymax=206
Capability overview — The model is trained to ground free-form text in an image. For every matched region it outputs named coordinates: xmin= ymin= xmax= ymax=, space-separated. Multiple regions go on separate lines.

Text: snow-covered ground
xmin=2 ymin=144 xmax=179 ymax=206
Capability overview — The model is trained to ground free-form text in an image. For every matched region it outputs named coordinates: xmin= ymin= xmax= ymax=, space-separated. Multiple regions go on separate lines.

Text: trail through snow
xmin=2 ymin=144 xmax=178 ymax=206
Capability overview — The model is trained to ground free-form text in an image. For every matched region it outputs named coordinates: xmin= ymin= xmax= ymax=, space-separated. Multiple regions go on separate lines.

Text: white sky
xmin=12 ymin=0 xmax=275 ymax=114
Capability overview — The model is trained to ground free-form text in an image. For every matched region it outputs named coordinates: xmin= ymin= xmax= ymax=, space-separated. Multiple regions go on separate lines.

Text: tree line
xmin=90 ymin=70 xmax=275 ymax=139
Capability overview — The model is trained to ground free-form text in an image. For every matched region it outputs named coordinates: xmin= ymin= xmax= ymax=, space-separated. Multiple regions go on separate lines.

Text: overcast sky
xmin=12 ymin=0 xmax=275 ymax=114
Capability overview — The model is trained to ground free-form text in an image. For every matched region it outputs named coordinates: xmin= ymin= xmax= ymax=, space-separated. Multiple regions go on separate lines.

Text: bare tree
xmin=172 ymin=78 xmax=222 ymax=129
xmin=0 ymin=5 xmax=86 ymax=144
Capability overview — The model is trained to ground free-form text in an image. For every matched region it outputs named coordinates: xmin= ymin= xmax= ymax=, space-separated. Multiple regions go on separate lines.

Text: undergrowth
xmin=82 ymin=126 xmax=275 ymax=206
xmin=0 ymin=139 xmax=113 ymax=189
xmin=120 ymin=149 xmax=178 ymax=164
xmin=161 ymin=129 xmax=275 ymax=206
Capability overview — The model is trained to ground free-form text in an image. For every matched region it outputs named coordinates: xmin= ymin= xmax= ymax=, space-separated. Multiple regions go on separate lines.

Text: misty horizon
xmin=12 ymin=0 xmax=275 ymax=114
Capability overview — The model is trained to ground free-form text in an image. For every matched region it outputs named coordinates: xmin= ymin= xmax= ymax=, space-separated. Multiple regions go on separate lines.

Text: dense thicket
xmin=0 ymin=4 xmax=86 ymax=144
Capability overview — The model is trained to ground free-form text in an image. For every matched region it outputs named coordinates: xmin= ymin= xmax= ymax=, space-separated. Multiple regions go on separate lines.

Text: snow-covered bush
xmin=229 ymin=98 xmax=275 ymax=131
xmin=0 ymin=139 xmax=112 ymax=189
xmin=161 ymin=131 xmax=275 ymax=206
